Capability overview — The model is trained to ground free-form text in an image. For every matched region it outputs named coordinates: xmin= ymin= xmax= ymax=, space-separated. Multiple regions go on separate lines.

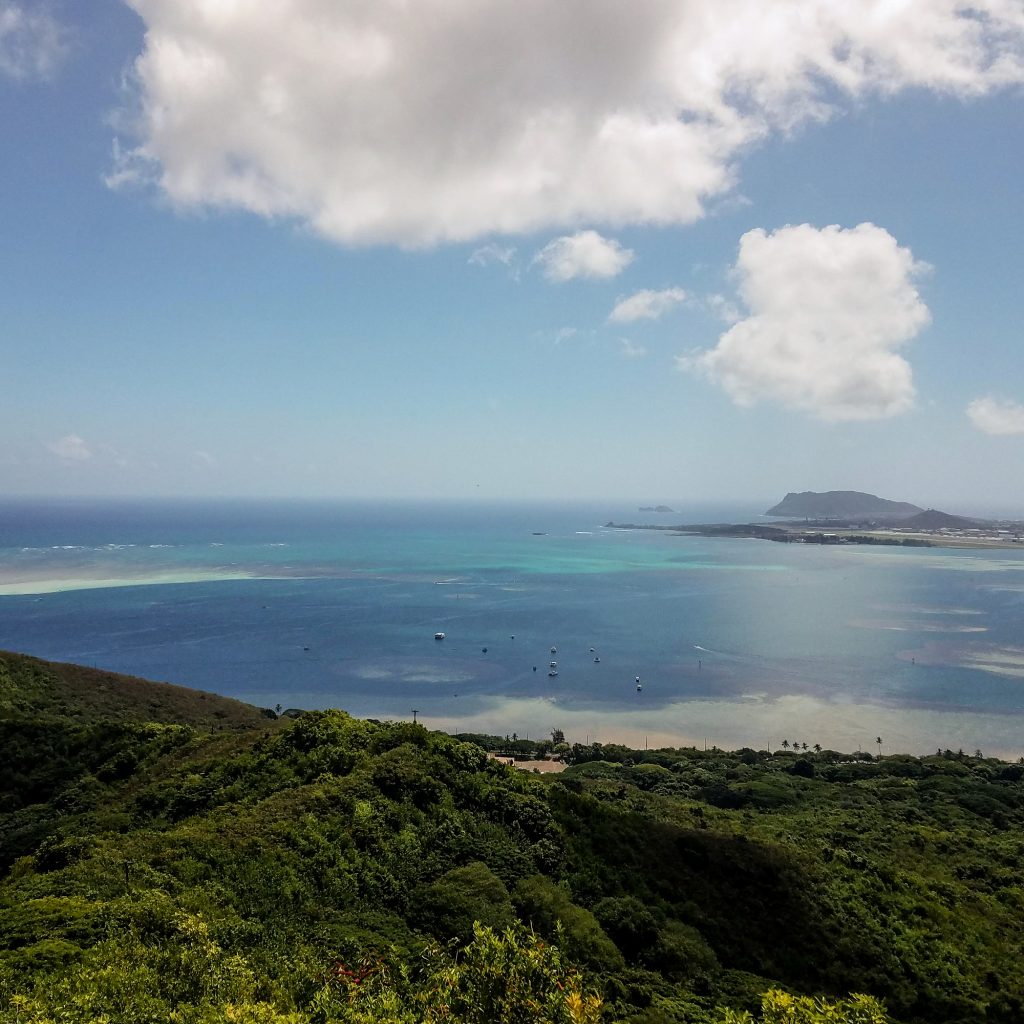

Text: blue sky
xmin=2 ymin=1 xmax=1023 ymax=511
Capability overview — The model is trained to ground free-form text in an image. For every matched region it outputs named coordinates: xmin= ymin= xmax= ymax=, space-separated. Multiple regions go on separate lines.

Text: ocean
xmin=2 ymin=498 xmax=1023 ymax=757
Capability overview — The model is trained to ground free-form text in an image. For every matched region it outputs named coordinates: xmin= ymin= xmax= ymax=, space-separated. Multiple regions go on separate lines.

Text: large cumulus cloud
xmin=112 ymin=0 xmax=1024 ymax=246
xmin=684 ymin=223 xmax=931 ymax=421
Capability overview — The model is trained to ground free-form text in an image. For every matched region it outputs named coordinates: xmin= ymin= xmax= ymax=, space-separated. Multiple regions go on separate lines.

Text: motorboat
xmin=434 ymin=632 xmax=446 ymax=640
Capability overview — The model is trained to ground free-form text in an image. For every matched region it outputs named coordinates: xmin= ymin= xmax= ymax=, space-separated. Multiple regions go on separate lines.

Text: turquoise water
xmin=1 ymin=499 xmax=1022 ymax=756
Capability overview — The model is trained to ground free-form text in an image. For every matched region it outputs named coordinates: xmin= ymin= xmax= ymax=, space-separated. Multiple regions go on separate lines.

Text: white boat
xmin=549 ymin=660 xmax=558 ymax=669
xmin=550 ymin=646 xmax=557 ymax=654
xmin=635 ymin=675 xmax=642 ymax=691
xmin=434 ymin=632 xmax=446 ymax=640
xmin=548 ymin=668 xmax=559 ymax=677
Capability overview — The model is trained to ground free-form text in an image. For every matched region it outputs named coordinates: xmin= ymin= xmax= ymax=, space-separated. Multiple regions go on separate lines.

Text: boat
xmin=434 ymin=632 xmax=446 ymax=640
xmin=635 ymin=675 xmax=642 ymax=692
xmin=594 ymin=656 xmax=600 ymax=663
xmin=549 ymin=661 xmax=558 ymax=669
xmin=550 ymin=646 xmax=557 ymax=654
xmin=548 ymin=668 xmax=559 ymax=677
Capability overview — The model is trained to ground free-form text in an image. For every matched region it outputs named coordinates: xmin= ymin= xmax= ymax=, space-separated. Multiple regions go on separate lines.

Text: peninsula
xmin=608 ymin=490 xmax=1024 ymax=549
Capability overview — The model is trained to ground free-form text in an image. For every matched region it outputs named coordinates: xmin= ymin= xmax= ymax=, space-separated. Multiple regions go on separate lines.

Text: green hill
xmin=766 ymin=491 xmax=924 ymax=519
xmin=901 ymin=509 xmax=982 ymax=530
xmin=2 ymin=653 xmax=1023 ymax=1023
xmin=0 ymin=649 xmax=273 ymax=727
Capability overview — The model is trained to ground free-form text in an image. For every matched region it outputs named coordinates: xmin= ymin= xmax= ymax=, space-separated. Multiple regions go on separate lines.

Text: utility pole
xmin=411 ymin=709 xmax=419 ymax=724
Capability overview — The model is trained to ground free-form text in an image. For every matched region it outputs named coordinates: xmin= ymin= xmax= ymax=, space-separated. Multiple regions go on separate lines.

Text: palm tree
xmin=781 ymin=739 xmax=790 ymax=750
xmin=813 ymin=743 xmax=822 ymax=754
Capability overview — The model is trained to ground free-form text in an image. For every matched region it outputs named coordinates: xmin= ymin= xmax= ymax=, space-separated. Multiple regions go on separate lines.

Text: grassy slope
xmin=0 ymin=649 xmax=272 ymax=728
xmin=0 ymin=650 xmax=280 ymax=873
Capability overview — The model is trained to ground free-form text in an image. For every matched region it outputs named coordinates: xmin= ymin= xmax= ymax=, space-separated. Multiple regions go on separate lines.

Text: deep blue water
xmin=1 ymin=499 xmax=1022 ymax=755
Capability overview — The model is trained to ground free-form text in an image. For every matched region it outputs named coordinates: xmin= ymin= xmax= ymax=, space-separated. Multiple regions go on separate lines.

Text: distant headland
xmin=766 ymin=490 xmax=923 ymax=520
xmin=608 ymin=490 xmax=1024 ymax=549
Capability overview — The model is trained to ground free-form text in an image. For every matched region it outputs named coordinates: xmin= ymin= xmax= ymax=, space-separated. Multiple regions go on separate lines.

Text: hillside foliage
xmin=3 ymin=651 xmax=1022 ymax=1022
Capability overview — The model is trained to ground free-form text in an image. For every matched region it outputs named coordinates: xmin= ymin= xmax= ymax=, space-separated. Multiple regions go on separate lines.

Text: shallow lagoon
xmin=1 ymin=499 xmax=1022 ymax=757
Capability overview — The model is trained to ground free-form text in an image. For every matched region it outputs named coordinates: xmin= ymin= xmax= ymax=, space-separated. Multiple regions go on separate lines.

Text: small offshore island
xmin=610 ymin=490 xmax=1024 ymax=550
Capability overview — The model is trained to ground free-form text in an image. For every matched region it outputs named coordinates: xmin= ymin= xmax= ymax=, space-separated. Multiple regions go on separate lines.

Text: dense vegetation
xmin=2 ymin=650 xmax=1022 ymax=1022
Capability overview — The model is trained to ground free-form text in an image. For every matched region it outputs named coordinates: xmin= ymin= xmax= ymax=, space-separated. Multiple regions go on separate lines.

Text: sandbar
xmin=0 ymin=569 xmax=259 ymax=597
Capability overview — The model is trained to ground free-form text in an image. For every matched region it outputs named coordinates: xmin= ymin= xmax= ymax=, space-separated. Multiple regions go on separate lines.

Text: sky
xmin=2 ymin=0 xmax=1023 ymax=512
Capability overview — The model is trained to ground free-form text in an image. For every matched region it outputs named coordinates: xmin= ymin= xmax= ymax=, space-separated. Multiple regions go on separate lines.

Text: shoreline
xmin=607 ymin=521 xmax=1024 ymax=551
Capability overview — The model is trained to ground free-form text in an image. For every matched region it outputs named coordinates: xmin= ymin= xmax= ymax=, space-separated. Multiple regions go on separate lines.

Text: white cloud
xmin=468 ymin=242 xmax=520 ymax=281
xmin=534 ymin=231 xmax=633 ymax=282
xmin=468 ymin=243 xmax=517 ymax=268
xmin=194 ymin=449 xmax=218 ymax=467
xmin=112 ymin=2 xmax=1024 ymax=246
xmin=704 ymin=293 xmax=742 ymax=325
xmin=46 ymin=434 xmax=92 ymax=461
xmin=967 ymin=396 xmax=1024 ymax=435
xmin=620 ymin=339 xmax=647 ymax=359
xmin=684 ymin=223 xmax=930 ymax=421
xmin=610 ymin=287 xmax=686 ymax=323
xmin=0 ymin=3 xmax=69 ymax=80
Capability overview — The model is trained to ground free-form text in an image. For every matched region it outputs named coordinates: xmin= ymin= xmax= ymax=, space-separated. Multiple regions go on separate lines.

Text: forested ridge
xmin=2 ymin=650 xmax=1022 ymax=1023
